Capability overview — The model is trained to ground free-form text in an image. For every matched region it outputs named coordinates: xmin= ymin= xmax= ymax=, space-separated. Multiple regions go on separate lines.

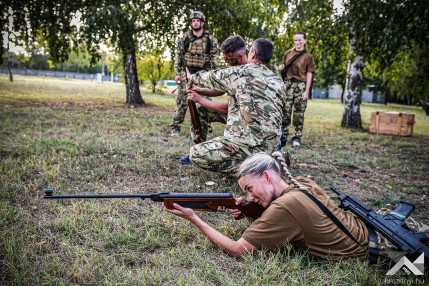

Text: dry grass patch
xmin=0 ymin=75 xmax=428 ymax=285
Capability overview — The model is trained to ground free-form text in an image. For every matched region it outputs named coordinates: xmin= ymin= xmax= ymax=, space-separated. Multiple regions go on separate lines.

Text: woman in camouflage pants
xmin=279 ymin=32 xmax=315 ymax=147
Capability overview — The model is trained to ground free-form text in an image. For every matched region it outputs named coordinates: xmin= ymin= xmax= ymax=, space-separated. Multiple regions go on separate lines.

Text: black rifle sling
xmin=298 ymin=188 xmax=364 ymax=247
xmin=281 ymin=51 xmax=305 ymax=80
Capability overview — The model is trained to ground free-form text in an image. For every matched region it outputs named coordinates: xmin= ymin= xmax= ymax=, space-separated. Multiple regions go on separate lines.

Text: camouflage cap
xmin=191 ymin=10 xmax=205 ymax=22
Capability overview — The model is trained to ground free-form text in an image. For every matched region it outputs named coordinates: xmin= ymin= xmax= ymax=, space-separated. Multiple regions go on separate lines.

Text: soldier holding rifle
xmin=186 ymin=38 xmax=288 ymax=173
xmin=170 ymin=10 xmax=224 ymax=144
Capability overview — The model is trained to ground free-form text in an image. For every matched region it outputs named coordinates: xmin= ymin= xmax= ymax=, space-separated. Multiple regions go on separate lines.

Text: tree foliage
xmin=2 ymin=0 xmax=428 ymax=108
xmin=200 ymin=0 xmax=287 ymax=43
xmin=346 ymin=0 xmax=428 ymax=67
xmin=1 ymin=48 xmax=105 ymax=73
xmin=2 ymin=0 xmax=281 ymax=104
xmin=272 ymin=0 xmax=348 ymax=88
xmin=344 ymin=0 xmax=429 ymax=104
xmin=137 ymin=51 xmax=173 ymax=93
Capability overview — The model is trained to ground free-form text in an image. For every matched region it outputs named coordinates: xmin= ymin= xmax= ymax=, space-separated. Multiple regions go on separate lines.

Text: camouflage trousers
xmin=284 ymin=80 xmax=307 ymax=140
xmin=171 ymin=80 xmax=187 ymax=132
xmin=171 ymin=81 xmax=226 ymax=142
xmin=191 ymin=103 xmax=227 ymax=143
xmin=190 ymin=137 xmax=277 ymax=174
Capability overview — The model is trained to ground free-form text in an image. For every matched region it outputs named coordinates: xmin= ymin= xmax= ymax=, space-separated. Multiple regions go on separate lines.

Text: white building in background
xmin=326 ymin=84 xmax=385 ymax=103
xmin=328 ymin=84 xmax=342 ymax=99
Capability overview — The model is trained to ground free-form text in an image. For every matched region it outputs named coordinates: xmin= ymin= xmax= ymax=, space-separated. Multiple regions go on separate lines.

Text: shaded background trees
xmin=2 ymin=0 xmax=276 ymax=105
xmin=342 ymin=0 xmax=429 ymax=127
xmin=137 ymin=50 xmax=174 ymax=93
xmin=339 ymin=0 xmax=429 ymax=127
xmin=276 ymin=0 xmax=349 ymax=89
xmin=2 ymin=0 xmax=428 ymax=121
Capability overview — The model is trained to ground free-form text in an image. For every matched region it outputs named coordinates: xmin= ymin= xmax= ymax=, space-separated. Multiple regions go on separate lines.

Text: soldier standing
xmin=279 ymin=32 xmax=315 ymax=147
xmin=170 ymin=10 xmax=219 ymax=139
xmin=187 ymin=38 xmax=288 ymax=173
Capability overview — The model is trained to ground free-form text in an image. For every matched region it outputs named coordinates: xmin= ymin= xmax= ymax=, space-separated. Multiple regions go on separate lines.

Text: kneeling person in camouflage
xmin=188 ymin=38 xmax=288 ymax=173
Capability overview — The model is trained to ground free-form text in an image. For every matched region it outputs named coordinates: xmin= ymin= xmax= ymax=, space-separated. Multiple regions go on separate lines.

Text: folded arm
xmin=189 ymin=66 xmax=241 ymax=95
xmin=188 ymin=90 xmax=228 ymax=114
xmin=192 ymin=86 xmax=225 ymax=97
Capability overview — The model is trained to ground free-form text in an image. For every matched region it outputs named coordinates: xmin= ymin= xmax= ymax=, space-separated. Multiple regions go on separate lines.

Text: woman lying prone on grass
xmin=166 ymin=152 xmax=369 ymax=258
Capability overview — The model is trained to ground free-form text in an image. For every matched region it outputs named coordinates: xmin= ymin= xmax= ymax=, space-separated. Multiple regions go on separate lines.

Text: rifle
xmin=184 ymin=68 xmax=204 ymax=144
xmin=330 ymin=188 xmax=429 ymax=260
xmin=43 ymin=188 xmax=265 ymax=219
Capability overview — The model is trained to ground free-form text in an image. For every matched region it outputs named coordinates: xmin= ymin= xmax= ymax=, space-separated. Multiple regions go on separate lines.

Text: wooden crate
xmin=369 ymin=111 xmax=415 ymax=136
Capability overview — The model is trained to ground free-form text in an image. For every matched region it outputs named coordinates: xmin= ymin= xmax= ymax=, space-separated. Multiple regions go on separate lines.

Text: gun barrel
xmin=164 ymin=192 xmax=233 ymax=198
xmin=43 ymin=188 xmax=234 ymax=200
xmin=43 ymin=188 xmax=264 ymax=219
xmin=44 ymin=193 xmax=151 ymax=199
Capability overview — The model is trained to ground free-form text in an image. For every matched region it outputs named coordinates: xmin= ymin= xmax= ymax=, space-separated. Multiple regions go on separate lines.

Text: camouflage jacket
xmin=190 ymin=64 xmax=288 ymax=147
xmin=174 ymin=30 xmax=218 ymax=74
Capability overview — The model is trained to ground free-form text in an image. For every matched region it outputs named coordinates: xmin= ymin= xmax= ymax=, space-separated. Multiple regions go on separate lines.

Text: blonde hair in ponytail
xmin=236 ymin=152 xmax=281 ymax=178
xmin=237 ymin=151 xmax=307 ymax=191
xmin=271 ymin=151 xmax=308 ymax=191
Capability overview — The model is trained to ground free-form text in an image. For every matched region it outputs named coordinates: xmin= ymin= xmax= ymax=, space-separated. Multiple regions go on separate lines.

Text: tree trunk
xmin=6 ymin=31 xmax=13 ymax=82
xmin=341 ymin=59 xmax=350 ymax=104
xmin=151 ymin=80 xmax=156 ymax=93
xmin=123 ymin=51 xmax=144 ymax=106
xmin=156 ymin=61 xmax=162 ymax=94
xmin=383 ymin=79 xmax=389 ymax=105
xmin=341 ymin=55 xmax=363 ymax=129
xmin=7 ymin=57 xmax=13 ymax=82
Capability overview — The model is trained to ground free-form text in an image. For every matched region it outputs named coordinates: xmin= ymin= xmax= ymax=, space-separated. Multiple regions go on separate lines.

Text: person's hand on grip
xmin=187 ymin=89 xmax=203 ymax=104
xmin=228 ymin=197 xmax=246 ymax=220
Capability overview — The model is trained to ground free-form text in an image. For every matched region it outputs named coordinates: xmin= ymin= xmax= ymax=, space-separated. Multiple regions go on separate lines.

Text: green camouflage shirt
xmin=190 ymin=64 xmax=288 ymax=147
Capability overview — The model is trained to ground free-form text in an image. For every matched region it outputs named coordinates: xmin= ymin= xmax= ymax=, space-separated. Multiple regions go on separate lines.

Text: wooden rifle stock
xmin=163 ymin=197 xmax=264 ymax=220
xmin=184 ymin=68 xmax=204 ymax=144
xmin=187 ymin=100 xmax=203 ymax=144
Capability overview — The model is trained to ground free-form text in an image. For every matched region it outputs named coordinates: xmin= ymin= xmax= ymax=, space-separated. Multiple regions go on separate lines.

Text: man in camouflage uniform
xmin=187 ymin=38 xmax=288 ymax=174
xmin=170 ymin=10 xmax=221 ymax=140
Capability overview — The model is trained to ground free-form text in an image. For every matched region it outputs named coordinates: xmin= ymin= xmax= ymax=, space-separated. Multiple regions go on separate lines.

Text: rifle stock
xmin=184 ymin=68 xmax=204 ymax=144
xmin=187 ymin=99 xmax=203 ymax=144
xmin=44 ymin=188 xmax=265 ymax=219
xmin=330 ymin=188 xmax=429 ymax=259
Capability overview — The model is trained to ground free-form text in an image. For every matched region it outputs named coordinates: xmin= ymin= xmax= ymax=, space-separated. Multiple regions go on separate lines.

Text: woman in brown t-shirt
xmin=166 ymin=152 xmax=368 ymax=259
xmin=279 ymin=32 xmax=315 ymax=147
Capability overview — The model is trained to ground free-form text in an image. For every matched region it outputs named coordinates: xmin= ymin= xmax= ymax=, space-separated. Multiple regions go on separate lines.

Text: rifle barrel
xmin=43 ymin=190 xmax=234 ymax=200
xmin=44 ymin=193 xmax=152 ymax=199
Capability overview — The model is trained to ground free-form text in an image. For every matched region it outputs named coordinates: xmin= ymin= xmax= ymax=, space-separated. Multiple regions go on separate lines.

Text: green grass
xmin=0 ymin=75 xmax=428 ymax=285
